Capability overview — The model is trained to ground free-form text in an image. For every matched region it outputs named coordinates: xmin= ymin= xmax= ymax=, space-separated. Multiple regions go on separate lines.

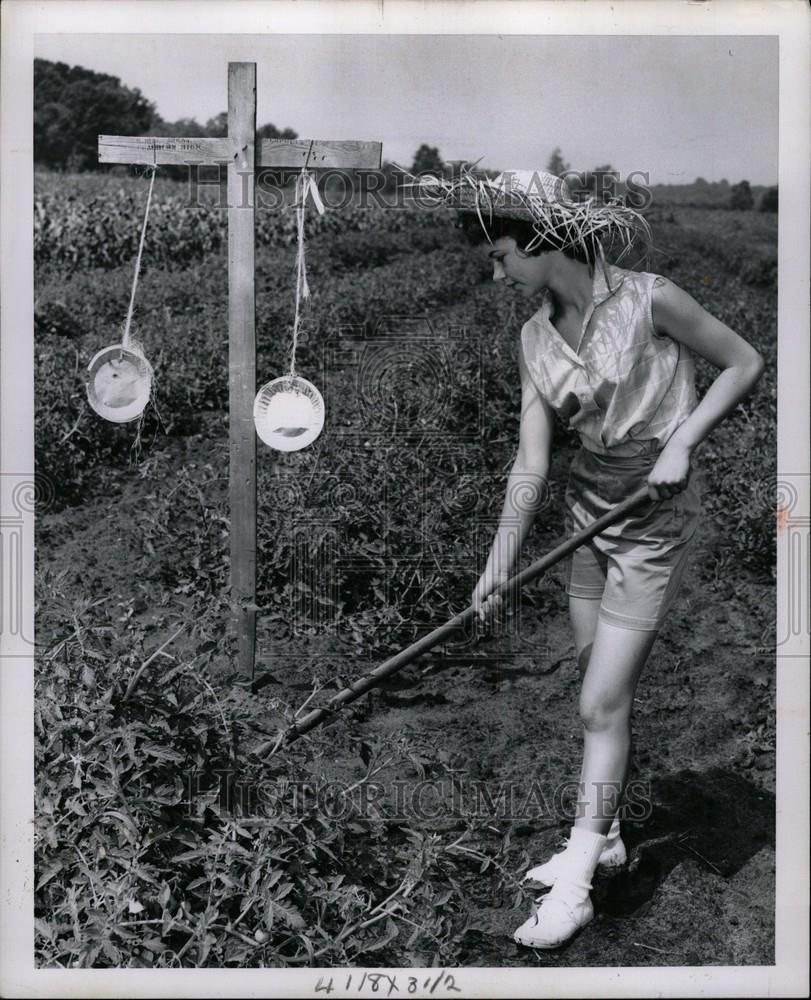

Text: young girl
xmin=429 ymin=168 xmax=764 ymax=949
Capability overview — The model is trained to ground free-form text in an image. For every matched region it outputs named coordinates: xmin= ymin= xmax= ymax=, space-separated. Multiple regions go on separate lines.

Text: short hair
xmin=456 ymin=211 xmax=591 ymax=265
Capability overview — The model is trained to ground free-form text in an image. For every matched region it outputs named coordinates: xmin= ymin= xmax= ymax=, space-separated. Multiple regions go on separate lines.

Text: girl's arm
xmin=472 ymin=349 xmax=554 ymax=618
xmin=647 ymin=278 xmax=766 ymax=500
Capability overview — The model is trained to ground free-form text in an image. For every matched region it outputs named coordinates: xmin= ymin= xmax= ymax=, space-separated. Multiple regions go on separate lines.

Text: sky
xmin=35 ymin=32 xmax=778 ymax=186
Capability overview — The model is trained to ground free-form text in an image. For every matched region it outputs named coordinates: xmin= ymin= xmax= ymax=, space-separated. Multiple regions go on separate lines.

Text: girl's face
xmin=486 ymin=236 xmax=548 ymax=297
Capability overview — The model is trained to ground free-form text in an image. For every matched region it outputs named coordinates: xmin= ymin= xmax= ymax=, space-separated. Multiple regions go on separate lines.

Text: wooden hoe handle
xmin=279 ymin=485 xmax=652 ymax=746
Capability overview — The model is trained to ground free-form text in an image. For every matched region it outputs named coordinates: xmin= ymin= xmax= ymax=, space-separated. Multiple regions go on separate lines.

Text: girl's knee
xmin=578 ymin=690 xmax=632 ymax=733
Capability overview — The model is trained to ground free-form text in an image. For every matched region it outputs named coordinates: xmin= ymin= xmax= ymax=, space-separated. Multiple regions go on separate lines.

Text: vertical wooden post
xmin=99 ymin=80 xmax=381 ymax=683
xmin=227 ymin=62 xmax=257 ymax=677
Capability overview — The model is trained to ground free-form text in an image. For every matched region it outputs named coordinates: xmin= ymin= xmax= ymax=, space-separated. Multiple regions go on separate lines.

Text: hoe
xmin=270 ymin=485 xmax=652 ymax=751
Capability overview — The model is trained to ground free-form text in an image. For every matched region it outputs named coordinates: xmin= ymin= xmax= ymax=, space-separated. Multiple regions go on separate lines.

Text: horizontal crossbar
xmin=260 ymin=139 xmax=381 ymax=169
xmin=98 ymin=135 xmax=382 ymax=169
xmin=98 ymin=135 xmax=233 ymax=164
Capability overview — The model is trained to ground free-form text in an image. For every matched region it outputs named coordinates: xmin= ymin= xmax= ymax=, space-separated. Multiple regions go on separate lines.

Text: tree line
xmin=410 ymin=143 xmax=777 ymax=213
xmin=34 ymin=59 xmax=297 ymax=172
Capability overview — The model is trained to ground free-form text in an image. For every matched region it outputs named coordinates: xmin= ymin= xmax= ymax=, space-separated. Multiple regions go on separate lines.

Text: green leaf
xmin=101 ymin=938 xmax=122 ymax=964
xmin=34 ymin=917 xmax=55 ymax=942
xmin=363 ymin=916 xmax=400 ymax=952
xmin=266 ymin=898 xmax=305 ymax=930
xmin=35 ymin=862 xmax=64 ymax=891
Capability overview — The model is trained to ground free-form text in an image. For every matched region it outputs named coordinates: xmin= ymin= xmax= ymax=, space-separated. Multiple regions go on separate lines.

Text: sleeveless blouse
xmin=520 ymin=263 xmax=698 ymax=456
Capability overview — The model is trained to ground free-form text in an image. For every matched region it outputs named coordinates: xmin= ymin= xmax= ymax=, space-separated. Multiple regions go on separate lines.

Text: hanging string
xmin=288 ymin=163 xmax=325 ymax=378
xmin=122 ymin=156 xmax=158 ymax=350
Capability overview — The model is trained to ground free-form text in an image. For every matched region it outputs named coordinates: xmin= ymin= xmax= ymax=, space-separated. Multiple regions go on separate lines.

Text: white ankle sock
xmin=558 ymin=827 xmax=607 ymax=891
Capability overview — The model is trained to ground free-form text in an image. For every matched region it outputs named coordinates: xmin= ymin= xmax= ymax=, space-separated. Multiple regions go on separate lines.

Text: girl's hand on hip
xmin=647 ymin=441 xmax=692 ymax=500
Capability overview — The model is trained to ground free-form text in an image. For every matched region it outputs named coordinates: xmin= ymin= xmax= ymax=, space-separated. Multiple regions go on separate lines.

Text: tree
xmin=546 ymin=147 xmax=570 ymax=178
xmin=34 ymin=58 xmax=301 ymax=175
xmin=34 ymin=59 xmax=156 ymax=170
xmin=150 ymin=117 xmax=207 ymax=138
xmin=203 ymin=112 xmax=229 ymax=137
xmin=729 ymin=179 xmax=754 ymax=211
xmin=759 ymin=186 xmax=778 ymax=213
xmin=581 ymin=164 xmax=618 ymax=201
xmin=256 ymin=123 xmax=298 ymax=141
xmin=411 ymin=144 xmax=444 ymax=176
xmin=254 ymin=123 xmax=301 ymax=189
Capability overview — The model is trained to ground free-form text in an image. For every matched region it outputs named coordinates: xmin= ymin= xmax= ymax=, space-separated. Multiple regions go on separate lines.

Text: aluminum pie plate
xmin=86 ymin=344 xmax=153 ymax=423
xmin=253 ymin=375 xmax=324 ymax=451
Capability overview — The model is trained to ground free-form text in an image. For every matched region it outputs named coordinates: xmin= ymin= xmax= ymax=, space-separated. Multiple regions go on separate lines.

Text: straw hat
xmin=404 ymin=164 xmax=650 ymax=262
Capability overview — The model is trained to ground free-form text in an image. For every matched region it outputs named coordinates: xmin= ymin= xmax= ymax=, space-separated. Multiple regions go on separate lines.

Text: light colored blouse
xmin=520 ymin=263 xmax=698 ymax=456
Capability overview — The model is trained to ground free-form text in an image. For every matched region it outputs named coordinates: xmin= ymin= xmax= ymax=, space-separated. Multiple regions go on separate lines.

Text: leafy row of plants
xmin=34 ymin=179 xmax=454 ymax=271
xmin=649 ymin=208 xmax=777 ymax=288
xmin=651 ymin=221 xmax=777 ymax=580
xmin=35 ymin=229 xmax=493 ymax=509
xmin=35 ymin=573 xmax=526 ymax=968
xmin=37 ymin=202 xmax=776 ymax=581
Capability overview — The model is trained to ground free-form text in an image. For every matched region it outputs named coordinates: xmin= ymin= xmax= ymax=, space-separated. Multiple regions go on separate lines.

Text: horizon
xmin=34 ymin=34 xmax=778 ymax=187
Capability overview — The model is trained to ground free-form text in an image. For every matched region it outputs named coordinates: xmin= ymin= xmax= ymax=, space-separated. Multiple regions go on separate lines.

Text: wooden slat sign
xmin=99 ymin=135 xmax=382 ymax=170
xmin=258 ymin=139 xmax=382 ymax=169
xmin=98 ymin=135 xmax=234 ymax=165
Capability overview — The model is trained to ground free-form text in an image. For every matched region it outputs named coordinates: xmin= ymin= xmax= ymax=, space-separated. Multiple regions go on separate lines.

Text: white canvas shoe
xmin=513 ymin=881 xmax=594 ymax=949
xmin=515 ymin=827 xmax=605 ymax=949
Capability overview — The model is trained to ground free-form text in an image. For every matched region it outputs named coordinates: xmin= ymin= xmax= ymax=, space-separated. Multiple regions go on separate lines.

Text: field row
xmin=34 ymin=175 xmax=778 ymax=968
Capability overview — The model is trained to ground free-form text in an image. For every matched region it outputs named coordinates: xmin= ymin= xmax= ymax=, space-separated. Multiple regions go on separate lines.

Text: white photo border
xmin=1 ymin=1 xmax=808 ymax=997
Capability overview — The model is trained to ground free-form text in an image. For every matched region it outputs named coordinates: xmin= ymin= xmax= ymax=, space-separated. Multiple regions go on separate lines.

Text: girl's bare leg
xmin=569 ymin=597 xmax=622 ymax=824
xmin=514 ymin=603 xmax=655 ymax=946
xmin=569 ymin=595 xmax=601 ymax=676
xmin=572 ymin=616 xmax=658 ymax=835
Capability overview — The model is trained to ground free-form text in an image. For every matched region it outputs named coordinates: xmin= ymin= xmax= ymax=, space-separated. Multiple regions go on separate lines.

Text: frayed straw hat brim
xmin=451 ymin=183 xmax=552 ymax=222
xmin=399 ymin=165 xmax=651 ymax=260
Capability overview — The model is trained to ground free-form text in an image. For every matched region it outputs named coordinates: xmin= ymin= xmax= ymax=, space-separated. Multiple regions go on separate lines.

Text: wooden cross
xmin=98 ymin=62 xmax=382 ymax=678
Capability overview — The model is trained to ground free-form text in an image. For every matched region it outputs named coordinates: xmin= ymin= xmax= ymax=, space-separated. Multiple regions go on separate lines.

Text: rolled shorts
xmin=562 ymin=444 xmax=702 ymax=631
